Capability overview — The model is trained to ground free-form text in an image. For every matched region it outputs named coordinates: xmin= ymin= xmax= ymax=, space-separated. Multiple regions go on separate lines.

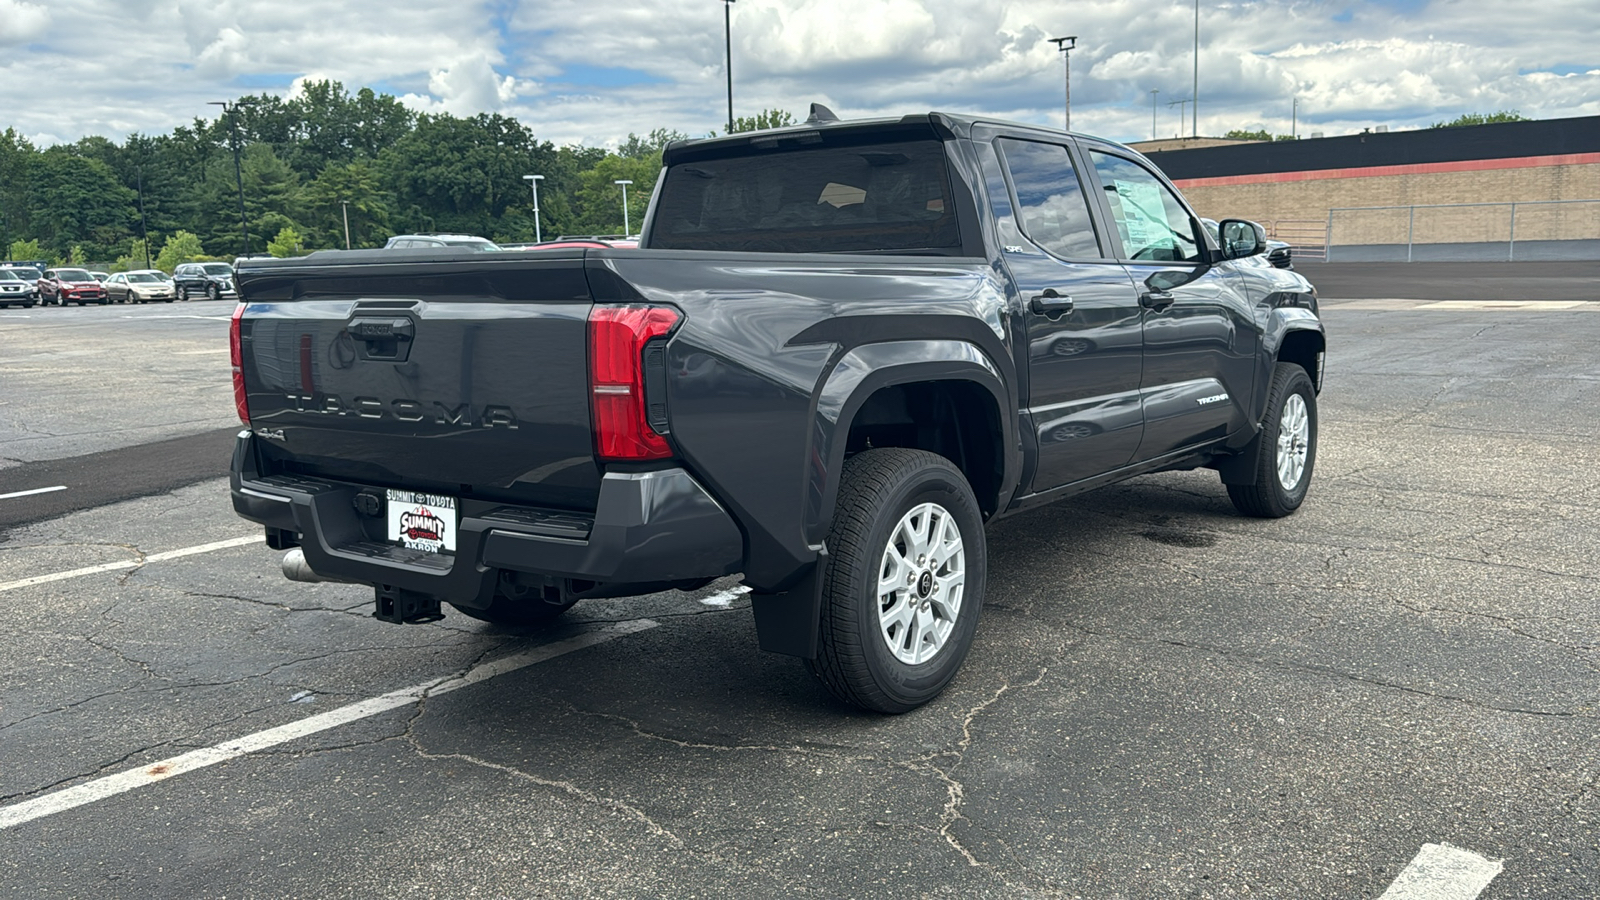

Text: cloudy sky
xmin=2 ymin=0 xmax=1597 ymax=150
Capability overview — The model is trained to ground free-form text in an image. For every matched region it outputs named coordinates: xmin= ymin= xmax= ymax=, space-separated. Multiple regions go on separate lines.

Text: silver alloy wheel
xmin=876 ymin=501 xmax=966 ymax=665
xmin=1276 ymin=393 xmax=1310 ymax=490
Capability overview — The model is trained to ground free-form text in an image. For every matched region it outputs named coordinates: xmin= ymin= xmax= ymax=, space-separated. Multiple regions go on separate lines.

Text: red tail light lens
xmin=588 ymin=305 xmax=679 ymax=460
xmin=230 ymin=303 xmax=249 ymax=425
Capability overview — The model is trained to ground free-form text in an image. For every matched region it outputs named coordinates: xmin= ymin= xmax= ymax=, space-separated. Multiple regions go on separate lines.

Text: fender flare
xmin=803 ymin=339 xmax=1017 ymax=547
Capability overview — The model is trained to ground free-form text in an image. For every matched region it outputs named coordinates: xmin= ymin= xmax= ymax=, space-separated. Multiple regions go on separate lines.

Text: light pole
xmin=1149 ymin=89 xmax=1160 ymax=140
xmin=1292 ymin=96 xmax=1299 ymax=139
xmin=1168 ymin=97 xmax=1191 ymax=138
xmin=723 ymin=0 xmax=736 ymax=134
xmin=208 ymin=100 xmax=250 ymax=257
xmin=1048 ymin=35 xmax=1078 ymax=131
xmin=523 ymin=174 xmax=544 ymax=242
xmin=615 ymin=179 xmax=634 ymax=236
xmin=341 ymin=200 xmax=351 ymax=250
xmin=1192 ymin=0 xmax=1200 ymax=138
xmin=136 ymin=167 xmax=152 ymax=269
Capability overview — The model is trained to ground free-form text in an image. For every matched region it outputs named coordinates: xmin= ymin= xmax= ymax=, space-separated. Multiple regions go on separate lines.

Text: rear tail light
xmin=588 ymin=305 xmax=679 ymax=460
xmin=230 ymin=303 xmax=249 ymax=425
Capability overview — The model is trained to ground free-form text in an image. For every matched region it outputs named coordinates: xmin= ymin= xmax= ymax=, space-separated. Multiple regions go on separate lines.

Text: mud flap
xmin=749 ymin=550 xmax=827 ymax=659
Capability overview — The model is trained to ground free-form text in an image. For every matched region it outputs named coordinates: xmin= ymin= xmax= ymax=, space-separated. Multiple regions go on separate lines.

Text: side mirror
xmin=1218 ymin=219 xmax=1266 ymax=260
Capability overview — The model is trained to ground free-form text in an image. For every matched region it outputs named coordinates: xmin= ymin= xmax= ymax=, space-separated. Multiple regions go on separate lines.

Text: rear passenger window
xmin=997 ymin=138 xmax=1101 ymax=259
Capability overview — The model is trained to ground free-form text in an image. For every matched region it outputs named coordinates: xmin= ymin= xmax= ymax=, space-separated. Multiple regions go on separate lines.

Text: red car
xmin=39 ymin=268 xmax=108 ymax=306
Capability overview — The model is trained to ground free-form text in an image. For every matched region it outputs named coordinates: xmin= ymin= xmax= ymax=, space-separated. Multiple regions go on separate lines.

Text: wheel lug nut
xmin=917 ymin=555 xmax=926 ymax=565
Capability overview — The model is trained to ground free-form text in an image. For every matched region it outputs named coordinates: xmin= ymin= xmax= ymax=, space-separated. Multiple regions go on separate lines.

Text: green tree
xmin=300 ymin=160 xmax=391 ymax=249
xmin=1431 ymin=110 xmax=1529 ymax=128
xmin=9 ymin=238 xmax=43 ymax=262
xmin=619 ymin=128 xmax=690 ymax=159
xmin=154 ymin=230 xmax=207 ymax=272
xmin=267 ymin=226 xmax=304 ymax=257
xmin=29 ymin=149 xmax=137 ymax=261
xmin=727 ymin=109 xmax=796 ymax=134
xmin=570 ymin=153 xmax=662 ymax=236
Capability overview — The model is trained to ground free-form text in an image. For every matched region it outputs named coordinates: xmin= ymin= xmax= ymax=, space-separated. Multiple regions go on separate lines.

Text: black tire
xmin=1227 ymin=362 xmax=1317 ymax=518
xmin=806 ymin=448 xmax=986 ymax=713
xmin=207 ymin=283 xmax=220 ymax=302
xmin=176 ymin=285 xmax=187 ymax=301
xmin=449 ymin=583 xmax=577 ymax=627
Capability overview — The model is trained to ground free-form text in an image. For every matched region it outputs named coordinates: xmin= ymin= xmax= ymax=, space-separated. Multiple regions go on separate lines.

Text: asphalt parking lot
xmin=1 ymin=269 xmax=1597 ymax=899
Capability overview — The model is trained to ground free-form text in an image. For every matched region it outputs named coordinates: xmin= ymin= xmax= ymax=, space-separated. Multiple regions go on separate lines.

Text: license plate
xmin=385 ymin=489 xmax=458 ymax=553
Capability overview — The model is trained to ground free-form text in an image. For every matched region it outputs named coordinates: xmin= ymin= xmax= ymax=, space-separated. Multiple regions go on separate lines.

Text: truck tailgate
xmin=235 ymin=250 xmax=601 ymax=511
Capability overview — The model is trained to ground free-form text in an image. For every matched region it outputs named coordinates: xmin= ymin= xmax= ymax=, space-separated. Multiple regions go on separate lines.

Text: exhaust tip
xmin=282 ymin=547 xmax=346 ymax=584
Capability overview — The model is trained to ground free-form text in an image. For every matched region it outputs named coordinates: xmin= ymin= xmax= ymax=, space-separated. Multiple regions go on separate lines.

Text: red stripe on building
xmin=1170 ymin=152 xmax=1600 ymax=188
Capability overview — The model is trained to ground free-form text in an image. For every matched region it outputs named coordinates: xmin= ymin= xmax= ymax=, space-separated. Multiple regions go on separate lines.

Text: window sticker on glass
xmin=1111 ymin=179 xmax=1170 ymax=255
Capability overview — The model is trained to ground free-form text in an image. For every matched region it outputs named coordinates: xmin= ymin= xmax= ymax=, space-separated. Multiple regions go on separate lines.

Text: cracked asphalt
xmin=1 ymin=274 xmax=1597 ymax=898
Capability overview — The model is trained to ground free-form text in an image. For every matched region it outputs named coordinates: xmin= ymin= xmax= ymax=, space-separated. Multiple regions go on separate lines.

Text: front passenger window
xmin=1088 ymin=151 xmax=1204 ymax=263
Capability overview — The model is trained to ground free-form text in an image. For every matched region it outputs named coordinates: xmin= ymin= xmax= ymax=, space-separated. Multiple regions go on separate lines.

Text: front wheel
xmin=1227 ymin=362 xmax=1318 ymax=518
xmin=207 ymin=284 xmax=220 ymax=302
xmin=176 ymin=285 xmax=187 ymax=301
xmin=807 ymin=448 xmax=985 ymax=713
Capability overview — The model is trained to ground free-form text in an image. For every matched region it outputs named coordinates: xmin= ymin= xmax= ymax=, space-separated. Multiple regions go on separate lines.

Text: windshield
xmin=0 ymin=270 xmax=19 ymax=281
xmin=440 ymin=237 xmax=501 ymax=251
xmin=651 ymin=138 xmax=959 ymax=254
xmin=57 ymin=269 xmax=93 ymax=281
xmin=201 ymin=264 xmax=233 ymax=275
xmin=128 ymin=273 xmax=162 ymax=283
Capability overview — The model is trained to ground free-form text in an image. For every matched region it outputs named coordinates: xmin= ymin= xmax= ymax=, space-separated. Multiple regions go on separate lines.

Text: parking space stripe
xmin=0 ymin=486 xmax=68 ymax=501
xmin=1378 ymin=843 xmax=1504 ymax=900
xmin=0 ymin=619 xmax=658 ymax=831
xmin=0 ymin=535 xmax=261 ymax=594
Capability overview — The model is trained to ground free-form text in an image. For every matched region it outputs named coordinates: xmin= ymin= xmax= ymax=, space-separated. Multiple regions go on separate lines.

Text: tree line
xmin=0 ymin=81 xmax=794 ymax=269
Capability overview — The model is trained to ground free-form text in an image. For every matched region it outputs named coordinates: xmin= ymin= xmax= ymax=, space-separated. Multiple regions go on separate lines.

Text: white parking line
xmin=0 ymin=485 xmax=67 ymax=501
xmin=1379 ymin=843 xmax=1504 ymax=900
xmin=0 ymin=619 xmax=658 ymax=830
xmin=699 ymin=585 xmax=751 ymax=607
xmin=0 ymin=535 xmax=261 ymax=594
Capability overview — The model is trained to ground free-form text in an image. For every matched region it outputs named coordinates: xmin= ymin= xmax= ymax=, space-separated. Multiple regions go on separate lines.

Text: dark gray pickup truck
xmin=230 ymin=108 xmax=1325 ymax=713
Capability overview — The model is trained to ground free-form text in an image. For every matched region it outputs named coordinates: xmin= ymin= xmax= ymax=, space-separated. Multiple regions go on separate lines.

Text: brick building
xmin=1133 ymin=115 xmax=1600 ymax=260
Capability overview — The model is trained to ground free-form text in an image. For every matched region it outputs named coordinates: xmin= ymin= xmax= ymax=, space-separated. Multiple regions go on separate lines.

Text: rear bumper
xmin=229 ymin=432 xmax=743 ymax=604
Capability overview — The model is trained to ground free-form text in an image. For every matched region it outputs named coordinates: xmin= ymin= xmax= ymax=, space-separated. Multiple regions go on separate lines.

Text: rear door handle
xmin=1140 ymin=290 xmax=1176 ymax=311
xmin=1029 ymin=289 xmax=1074 ymax=318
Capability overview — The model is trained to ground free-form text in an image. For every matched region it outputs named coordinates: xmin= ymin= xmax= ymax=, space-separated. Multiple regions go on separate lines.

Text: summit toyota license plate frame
xmin=385 ymin=489 xmax=458 ymax=553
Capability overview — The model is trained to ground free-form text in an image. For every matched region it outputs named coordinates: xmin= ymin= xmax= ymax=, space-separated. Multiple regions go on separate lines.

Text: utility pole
xmin=208 ymin=100 xmax=250 ymax=257
xmin=1168 ymin=98 xmax=1191 ymax=139
xmin=723 ymin=0 xmax=736 ymax=134
xmin=1292 ymin=96 xmax=1299 ymax=139
xmin=341 ymin=200 xmax=351 ymax=250
xmin=1149 ymin=89 xmax=1160 ymax=140
xmin=1192 ymin=0 xmax=1200 ymax=138
xmin=136 ymin=168 xmax=151 ymax=268
xmin=523 ymin=174 xmax=545 ymax=242
xmin=615 ymin=179 xmax=634 ymax=236
xmin=1048 ymin=35 xmax=1078 ymax=131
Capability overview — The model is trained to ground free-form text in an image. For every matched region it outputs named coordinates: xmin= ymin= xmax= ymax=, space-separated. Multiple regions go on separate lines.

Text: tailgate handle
xmin=348 ymin=316 xmax=415 ymax=361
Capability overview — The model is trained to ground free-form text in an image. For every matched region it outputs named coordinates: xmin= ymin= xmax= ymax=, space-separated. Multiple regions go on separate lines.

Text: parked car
xmin=232 ymin=108 xmax=1325 ymax=713
xmin=382 ymin=233 xmax=502 ymax=251
xmin=38 ymin=268 xmax=108 ymax=305
xmin=171 ymin=262 xmax=238 ymax=301
xmin=0 ymin=267 xmax=36 ymax=308
xmin=104 ymin=270 xmax=176 ymax=304
xmin=89 ymin=270 xmax=111 ymax=282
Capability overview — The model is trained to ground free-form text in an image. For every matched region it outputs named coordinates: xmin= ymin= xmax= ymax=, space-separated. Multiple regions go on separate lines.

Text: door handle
xmin=1140 ymin=289 xmax=1176 ymax=312
xmin=1029 ymin=289 xmax=1074 ymax=318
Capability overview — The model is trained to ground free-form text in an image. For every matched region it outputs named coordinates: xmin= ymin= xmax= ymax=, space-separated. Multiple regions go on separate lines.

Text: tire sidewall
xmin=1263 ymin=366 xmax=1317 ymax=511
xmin=843 ymin=458 xmax=986 ymax=709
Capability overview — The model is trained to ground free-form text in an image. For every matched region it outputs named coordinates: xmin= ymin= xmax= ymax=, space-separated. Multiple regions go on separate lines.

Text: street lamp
xmin=614 ymin=179 xmax=634 ymax=236
xmin=340 ymin=200 xmax=351 ymax=250
xmin=1048 ymin=35 xmax=1078 ymax=131
xmin=1168 ymin=97 xmax=1192 ymax=138
xmin=208 ymin=101 xmax=250 ymax=257
xmin=1192 ymin=0 xmax=1200 ymax=138
xmin=522 ymin=174 xmax=544 ymax=242
xmin=136 ymin=168 xmax=152 ymax=268
xmin=1149 ymin=89 xmax=1160 ymax=141
xmin=723 ymin=0 xmax=736 ymax=134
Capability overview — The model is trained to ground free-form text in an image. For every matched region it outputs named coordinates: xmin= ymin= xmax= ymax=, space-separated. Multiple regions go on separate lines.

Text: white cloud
xmin=0 ymin=0 xmax=1595 ymax=148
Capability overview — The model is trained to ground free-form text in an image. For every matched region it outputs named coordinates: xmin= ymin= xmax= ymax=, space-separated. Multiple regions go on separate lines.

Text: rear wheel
xmin=1227 ymin=362 xmax=1317 ymax=518
xmin=806 ymin=448 xmax=985 ymax=713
